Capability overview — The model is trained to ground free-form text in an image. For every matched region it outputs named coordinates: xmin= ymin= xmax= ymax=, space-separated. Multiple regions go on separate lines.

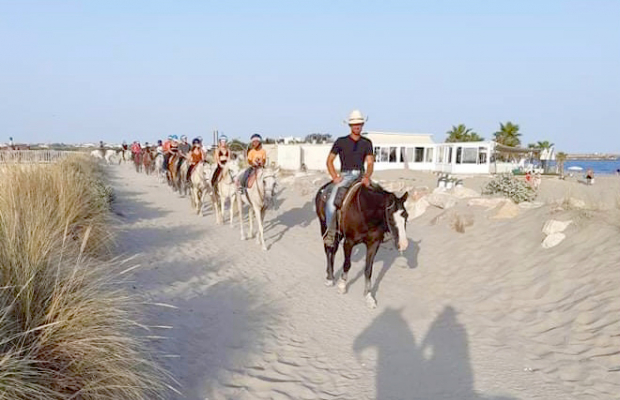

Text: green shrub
xmin=484 ymin=173 xmax=536 ymax=203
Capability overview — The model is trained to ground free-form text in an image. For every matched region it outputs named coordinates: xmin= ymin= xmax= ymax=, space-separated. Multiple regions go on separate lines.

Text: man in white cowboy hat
xmin=323 ymin=109 xmax=374 ymax=246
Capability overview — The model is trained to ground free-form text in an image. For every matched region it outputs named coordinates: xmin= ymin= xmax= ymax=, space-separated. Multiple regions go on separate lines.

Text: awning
xmin=494 ymin=143 xmax=541 ymax=154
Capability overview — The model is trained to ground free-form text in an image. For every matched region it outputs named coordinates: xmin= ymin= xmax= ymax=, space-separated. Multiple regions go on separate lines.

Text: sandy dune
xmin=110 ymin=164 xmax=619 ymax=400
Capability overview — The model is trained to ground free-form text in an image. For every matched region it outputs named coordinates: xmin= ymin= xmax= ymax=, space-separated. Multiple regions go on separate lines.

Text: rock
xmin=518 ymin=201 xmax=544 ymax=209
xmin=409 ymin=186 xmax=430 ymax=201
xmin=542 ymin=220 xmax=573 ymax=236
xmin=542 ymin=232 xmax=566 ymax=248
xmin=490 ymin=200 xmax=520 ymax=219
xmin=468 ymin=197 xmax=507 ymax=210
xmin=451 ymin=186 xmax=480 ymax=199
xmin=426 ymin=192 xmax=457 ymax=209
xmin=568 ymin=198 xmax=587 ymax=209
xmin=406 ymin=197 xmax=430 ymax=219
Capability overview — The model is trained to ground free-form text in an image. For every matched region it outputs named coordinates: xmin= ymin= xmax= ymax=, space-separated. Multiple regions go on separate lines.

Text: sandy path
xmin=109 ymin=164 xmax=615 ymax=400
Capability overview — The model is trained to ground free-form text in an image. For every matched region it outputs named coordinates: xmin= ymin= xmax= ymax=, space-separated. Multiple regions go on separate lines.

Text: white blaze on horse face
xmin=394 ymin=209 xmax=408 ymax=251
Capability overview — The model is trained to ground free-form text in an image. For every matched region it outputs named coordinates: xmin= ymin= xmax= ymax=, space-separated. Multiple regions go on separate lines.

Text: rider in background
xmin=238 ymin=134 xmax=266 ymax=191
xmin=187 ymin=138 xmax=204 ymax=180
xmin=177 ymin=135 xmax=190 ymax=171
xmin=156 ymin=140 xmax=164 ymax=155
xmin=211 ymin=135 xmax=231 ymax=189
xmin=162 ymin=135 xmax=172 ymax=170
xmin=99 ymin=140 xmax=106 ymax=157
xmin=121 ymin=141 xmax=128 ymax=151
xmin=323 ymin=110 xmax=374 ymax=246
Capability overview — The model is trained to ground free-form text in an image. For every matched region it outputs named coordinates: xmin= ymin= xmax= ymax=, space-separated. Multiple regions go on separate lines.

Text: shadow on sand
xmin=354 ymin=306 xmax=518 ymax=400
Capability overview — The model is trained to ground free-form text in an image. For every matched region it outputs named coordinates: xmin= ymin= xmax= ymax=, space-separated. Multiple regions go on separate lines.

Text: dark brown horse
xmin=142 ymin=148 xmax=155 ymax=175
xmin=315 ymin=182 xmax=409 ymax=308
xmin=132 ymin=151 xmax=142 ymax=173
xmin=167 ymin=153 xmax=181 ymax=192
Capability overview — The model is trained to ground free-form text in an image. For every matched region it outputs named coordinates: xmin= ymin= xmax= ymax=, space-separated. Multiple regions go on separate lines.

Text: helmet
xmin=167 ymin=135 xmax=173 ymax=140
xmin=145 ymin=142 xmax=149 ymax=146
xmin=122 ymin=140 xmax=127 ymax=145
xmin=347 ymin=109 xmax=366 ymax=125
xmin=180 ymin=135 xmax=187 ymax=141
xmin=219 ymin=135 xmax=228 ymax=142
xmin=192 ymin=138 xmax=200 ymax=145
xmin=157 ymin=140 xmax=162 ymax=145
xmin=171 ymin=135 xmax=179 ymax=141
xmin=250 ymin=133 xmax=262 ymax=142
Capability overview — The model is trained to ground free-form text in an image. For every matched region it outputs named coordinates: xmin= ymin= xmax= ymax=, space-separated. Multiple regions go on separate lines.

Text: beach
xmin=110 ymin=163 xmax=619 ymax=400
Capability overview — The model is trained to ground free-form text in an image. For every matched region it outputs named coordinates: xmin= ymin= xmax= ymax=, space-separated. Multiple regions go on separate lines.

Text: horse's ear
xmin=399 ymin=192 xmax=408 ymax=202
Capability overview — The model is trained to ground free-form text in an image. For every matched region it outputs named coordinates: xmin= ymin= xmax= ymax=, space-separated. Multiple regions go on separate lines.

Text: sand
xmin=110 ymin=164 xmax=619 ymax=400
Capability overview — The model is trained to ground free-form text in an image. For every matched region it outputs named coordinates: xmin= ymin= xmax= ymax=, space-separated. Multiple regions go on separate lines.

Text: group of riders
xmin=104 ymin=132 xmax=268 ymax=194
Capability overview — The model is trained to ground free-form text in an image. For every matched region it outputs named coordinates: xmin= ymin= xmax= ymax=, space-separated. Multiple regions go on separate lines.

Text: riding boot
xmin=323 ymin=216 xmax=338 ymax=247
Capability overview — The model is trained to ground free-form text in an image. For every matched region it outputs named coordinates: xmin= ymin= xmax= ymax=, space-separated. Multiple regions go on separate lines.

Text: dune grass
xmin=0 ymin=157 xmax=170 ymax=399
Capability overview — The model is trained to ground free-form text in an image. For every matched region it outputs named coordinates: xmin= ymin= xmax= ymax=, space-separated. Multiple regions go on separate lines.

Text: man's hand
xmin=362 ymin=176 xmax=370 ymax=187
xmin=332 ymin=175 xmax=343 ymax=184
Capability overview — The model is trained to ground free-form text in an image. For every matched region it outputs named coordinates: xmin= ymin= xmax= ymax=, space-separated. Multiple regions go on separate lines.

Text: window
xmin=380 ymin=147 xmax=389 ymax=163
xmin=414 ymin=147 xmax=424 ymax=162
xmin=456 ymin=147 xmax=463 ymax=164
xmin=462 ymin=147 xmax=478 ymax=164
xmin=426 ymin=147 xmax=433 ymax=162
xmin=389 ymin=147 xmax=397 ymax=162
xmin=479 ymin=147 xmax=487 ymax=164
xmin=374 ymin=147 xmax=380 ymax=160
xmin=448 ymin=147 xmax=453 ymax=163
xmin=399 ymin=147 xmax=406 ymax=162
xmin=406 ymin=148 xmax=414 ymax=163
xmin=438 ymin=146 xmax=445 ymax=163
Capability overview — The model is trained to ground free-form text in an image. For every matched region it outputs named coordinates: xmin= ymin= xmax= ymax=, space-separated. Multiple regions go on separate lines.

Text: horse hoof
xmin=261 ymin=245 xmax=267 ymax=251
xmin=337 ymin=279 xmax=347 ymax=294
xmin=365 ymin=293 xmax=377 ymax=309
xmin=324 ymin=279 xmax=334 ymax=287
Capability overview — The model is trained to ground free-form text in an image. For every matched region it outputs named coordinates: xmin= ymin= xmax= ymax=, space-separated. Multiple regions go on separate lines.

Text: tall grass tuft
xmin=0 ymin=157 xmax=170 ymax=399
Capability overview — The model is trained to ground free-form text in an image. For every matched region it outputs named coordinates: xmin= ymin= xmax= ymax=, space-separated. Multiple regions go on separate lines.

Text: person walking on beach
xmin=586 ymin=168 xmax=594 ymax=185
xmin=323 ymin=109 xmax=374 ymax=246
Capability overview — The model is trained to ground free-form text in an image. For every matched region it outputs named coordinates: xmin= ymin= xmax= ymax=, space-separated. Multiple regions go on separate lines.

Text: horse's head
xmin=387 ymin=192 xmax=409 ymax=252
xmin=262 ymin=167 xmax=279 ymax=208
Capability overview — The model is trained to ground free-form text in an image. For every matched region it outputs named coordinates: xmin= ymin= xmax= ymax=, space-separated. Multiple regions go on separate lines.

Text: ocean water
xmin=562 ymin=159 xmax=620 ymax=175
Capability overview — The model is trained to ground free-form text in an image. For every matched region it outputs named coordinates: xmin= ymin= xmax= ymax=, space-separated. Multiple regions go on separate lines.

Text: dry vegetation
xmin=0 ymin=157 xmax=170 ymax=399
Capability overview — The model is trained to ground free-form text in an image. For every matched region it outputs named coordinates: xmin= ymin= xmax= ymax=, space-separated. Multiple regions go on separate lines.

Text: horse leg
xmin=254 ymin=203 xmax=266 ymax=250
xmin=229 ymin=192 xmax=235 ymax=227
xmin=338 ymin=238 xmax=354 ymax=294
xmin=219 ymin=193 xmax=226 ymax=225
xmin=237 ymin=193 xmax=245 ymax=240
xmin=363 ymin=240 xmax=381 ymax=309
xmin=324 ymin=242 xmax=337 ymax=286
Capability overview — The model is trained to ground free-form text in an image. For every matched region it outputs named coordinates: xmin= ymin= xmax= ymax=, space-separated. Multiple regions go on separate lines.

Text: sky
xmin=0 ymin=0 xmax=618 ymax=152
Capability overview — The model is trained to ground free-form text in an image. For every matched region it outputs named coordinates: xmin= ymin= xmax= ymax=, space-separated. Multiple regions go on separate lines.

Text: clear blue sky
xmin=1 ymin=0 xmax=618 ymax=152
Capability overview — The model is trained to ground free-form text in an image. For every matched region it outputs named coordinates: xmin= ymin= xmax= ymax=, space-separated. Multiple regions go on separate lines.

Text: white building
xmin=276 ymin=131 xmax=525 ymax=175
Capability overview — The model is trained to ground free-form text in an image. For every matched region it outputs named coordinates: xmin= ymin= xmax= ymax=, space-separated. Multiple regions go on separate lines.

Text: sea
xmin=561 ymin=159 xmax=620 ymax=175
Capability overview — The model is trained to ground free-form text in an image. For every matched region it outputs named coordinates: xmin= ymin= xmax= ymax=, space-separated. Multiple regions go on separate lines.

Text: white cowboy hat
xmin=346 ymin=109 xmax=367 ymax=125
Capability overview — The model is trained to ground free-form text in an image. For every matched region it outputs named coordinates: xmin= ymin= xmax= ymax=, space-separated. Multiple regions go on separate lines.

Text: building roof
xmin=363 ymin=131 xmax=435 ymax=145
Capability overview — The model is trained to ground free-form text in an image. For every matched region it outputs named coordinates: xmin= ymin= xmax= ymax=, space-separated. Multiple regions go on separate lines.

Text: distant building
xmin=276 ymin=131 xmax=526 ymax=174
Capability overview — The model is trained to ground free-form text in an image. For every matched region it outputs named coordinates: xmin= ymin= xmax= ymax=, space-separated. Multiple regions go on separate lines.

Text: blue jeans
xmin=325 ymin=171 xmax=361 ymax=226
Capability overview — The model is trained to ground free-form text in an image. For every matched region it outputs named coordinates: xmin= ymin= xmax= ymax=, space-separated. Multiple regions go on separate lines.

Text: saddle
xmin=319 ymin=179 xmax=364 ymax=234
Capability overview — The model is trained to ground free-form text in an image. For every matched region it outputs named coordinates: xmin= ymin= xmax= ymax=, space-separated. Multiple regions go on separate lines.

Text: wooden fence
xmin=0 ymin=150 xmax=78 ymax=164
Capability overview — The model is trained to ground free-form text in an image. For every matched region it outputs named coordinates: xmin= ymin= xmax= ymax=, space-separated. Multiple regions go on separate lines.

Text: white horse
xmin=189 ymin=162 xmax=221 ymax=223
xmin=90 ymin=149 xmax=117 ymax=165
xmin=178 ymin=158 xmax=190 ymax=196
xmin=155 ymin=154 xmax=166 ymax=183
xmin=215 ymin=161 xmax=241 ymax=226
xmin=236 ymin=166 xmax=279 ymax=250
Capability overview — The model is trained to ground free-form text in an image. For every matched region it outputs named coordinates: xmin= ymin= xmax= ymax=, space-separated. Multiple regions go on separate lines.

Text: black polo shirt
xmin=330 ymin=135 xmax=373 ymax=172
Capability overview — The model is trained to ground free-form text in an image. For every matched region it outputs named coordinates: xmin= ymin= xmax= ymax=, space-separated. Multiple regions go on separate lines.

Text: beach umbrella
xmin=568 ymin=166 xmax=583 ymax=171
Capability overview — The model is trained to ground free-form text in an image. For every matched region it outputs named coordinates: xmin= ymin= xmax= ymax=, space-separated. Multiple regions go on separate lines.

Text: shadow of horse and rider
xmin=355 ymin=306 xmax=518 ymax=400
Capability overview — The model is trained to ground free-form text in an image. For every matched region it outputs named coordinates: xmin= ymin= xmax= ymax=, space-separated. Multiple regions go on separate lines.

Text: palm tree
xmin=445 ymin=124 xmax=484 ymax=142
xmin=494 ymin=122 xmax=522 ymax=147
xmin=536 ymin=140 xmax=554 ymax=149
